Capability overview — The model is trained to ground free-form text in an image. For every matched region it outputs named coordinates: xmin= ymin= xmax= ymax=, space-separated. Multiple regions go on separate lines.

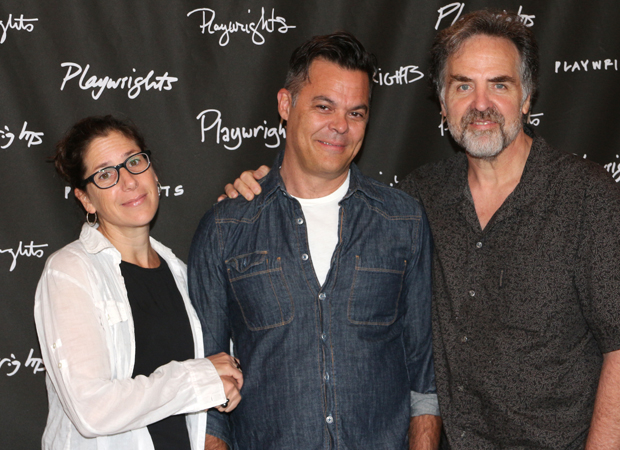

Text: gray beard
xmin=447 ymin=106 xmax=522 ymax=159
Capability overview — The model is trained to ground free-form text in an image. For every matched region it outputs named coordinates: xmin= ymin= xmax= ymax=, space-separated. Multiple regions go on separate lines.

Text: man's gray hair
xmin=429 ymin=10 xmax=539 ymax=108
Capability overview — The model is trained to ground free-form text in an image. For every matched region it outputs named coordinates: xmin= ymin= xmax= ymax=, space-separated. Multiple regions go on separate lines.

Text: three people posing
xmin=35 ymin=8 xmax=620 ymax=450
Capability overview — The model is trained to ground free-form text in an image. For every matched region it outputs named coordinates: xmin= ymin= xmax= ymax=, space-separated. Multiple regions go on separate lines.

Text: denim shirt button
xmin=302 ymin=253 xmax=309 ymax=261
xmin=324 ymin=372 xmax=330 ymax=381
xmin=297 ymin=218 xmax=304 ymax=225
xmin=326 ymin=415 xmax=334 ymax=424
xmin=318 ymin=292 xmax=326 ymax=300
xmin=321 ymin=333 xmax=327 ymax=340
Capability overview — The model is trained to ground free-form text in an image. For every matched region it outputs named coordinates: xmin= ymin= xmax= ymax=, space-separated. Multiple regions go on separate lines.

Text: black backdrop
xmin=1 ymin=1 xmax=619 ymax=447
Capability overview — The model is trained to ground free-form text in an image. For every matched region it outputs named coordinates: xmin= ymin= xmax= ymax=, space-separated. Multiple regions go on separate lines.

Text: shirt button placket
xmin=318 ymin=291 xmax=334 ymax=429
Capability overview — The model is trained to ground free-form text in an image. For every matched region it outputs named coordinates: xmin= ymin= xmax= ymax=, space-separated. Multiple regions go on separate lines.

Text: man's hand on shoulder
xmin=217 ymin=165 xmax=270 ymax=202
xmin=205 ymin=434 xmax=228 ymax=450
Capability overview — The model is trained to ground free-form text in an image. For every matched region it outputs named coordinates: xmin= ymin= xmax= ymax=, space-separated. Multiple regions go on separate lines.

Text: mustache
xmin=317 ymin=135 xmax=349 ymax=146
xmin=461 ymin=106 xmax=505 ymax=127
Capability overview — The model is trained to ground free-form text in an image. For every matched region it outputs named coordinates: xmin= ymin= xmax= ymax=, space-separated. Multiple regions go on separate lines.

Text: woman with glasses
xmin=34 ymin=115 xmax=242 ymax=450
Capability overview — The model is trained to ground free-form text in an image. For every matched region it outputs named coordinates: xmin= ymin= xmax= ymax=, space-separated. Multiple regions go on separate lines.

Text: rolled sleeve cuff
xmin=410 ymin=391 xmax=440 ymax=417
xmin=206 ymin=409 xmax=232 ymax=447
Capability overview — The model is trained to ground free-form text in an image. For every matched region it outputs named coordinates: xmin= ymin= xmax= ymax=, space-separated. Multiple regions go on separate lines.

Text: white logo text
xmin=60 ymin=63 xmax=178 ymax=100
xmin=197 ymin=109 xmax=286 ymax=150
xmin=0 ymin=13 xmax=37 ymax=44
xmin=0 ymin=241 xmax=48 ymax=272
xmin=187 ymin=7 xmax=296 ymax=46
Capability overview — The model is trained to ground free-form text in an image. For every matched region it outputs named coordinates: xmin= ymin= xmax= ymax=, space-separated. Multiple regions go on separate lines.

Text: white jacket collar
xmin=79 ymin=223 xmax=117 ymax=255
xmin=78 ymin=223 xmax=183 ymax=270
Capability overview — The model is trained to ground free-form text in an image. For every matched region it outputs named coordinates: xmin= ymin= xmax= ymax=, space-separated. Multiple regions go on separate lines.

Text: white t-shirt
xmin=293 ymin=172 xmax=350 ymax=286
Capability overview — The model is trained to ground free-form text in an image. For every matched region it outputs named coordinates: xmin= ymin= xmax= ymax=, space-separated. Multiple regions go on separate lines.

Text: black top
xmin=121 ymin=256 xmax=194 ymax=450
xmin=400 ymin=130 xmax=620 ymax=449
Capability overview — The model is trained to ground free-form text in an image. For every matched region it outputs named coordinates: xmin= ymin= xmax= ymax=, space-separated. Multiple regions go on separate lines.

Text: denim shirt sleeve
xmin=402 ymin=206 xmax=439 ymax=416
xmin=188 ymin=206 xmax=233 ymax=446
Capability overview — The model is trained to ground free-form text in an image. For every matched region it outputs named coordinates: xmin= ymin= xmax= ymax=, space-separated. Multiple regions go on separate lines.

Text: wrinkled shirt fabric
xmin=189 ymin=153 xmax=438 ymax=450
xmin=35 ymin=224 xmax=226 ymax=450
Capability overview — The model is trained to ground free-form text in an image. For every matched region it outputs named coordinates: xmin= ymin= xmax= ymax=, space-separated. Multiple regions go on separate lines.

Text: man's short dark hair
xmin=429 ymin=10 xmax=539 ymax=107
xmin=284 ymin=31 xmax=378 ymax=103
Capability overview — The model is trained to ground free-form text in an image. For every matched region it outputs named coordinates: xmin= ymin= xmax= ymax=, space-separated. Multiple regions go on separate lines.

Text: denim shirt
xmin=188 ymin=153 xmax=437 ymax=450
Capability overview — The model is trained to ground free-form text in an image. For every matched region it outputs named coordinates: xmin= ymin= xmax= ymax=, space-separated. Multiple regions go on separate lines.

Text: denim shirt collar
xmin=258 ymin=150 xmax=385 ymax=205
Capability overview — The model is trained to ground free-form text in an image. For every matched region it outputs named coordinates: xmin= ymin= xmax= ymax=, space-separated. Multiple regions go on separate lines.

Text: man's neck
xmin=466 ymin=129 xmax=533 ymax=230
xmin=280 ymin=161 xmax=350 ymax=199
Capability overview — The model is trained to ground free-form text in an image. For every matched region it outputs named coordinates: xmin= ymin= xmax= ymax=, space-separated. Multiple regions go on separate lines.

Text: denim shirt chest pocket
xmin=348 ymin=255 xmax=407 ymax=326
xmin=225 ymin=251 xmax=294 ymax=330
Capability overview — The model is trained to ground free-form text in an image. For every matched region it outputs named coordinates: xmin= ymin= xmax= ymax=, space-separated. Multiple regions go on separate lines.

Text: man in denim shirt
xmin=188 ymin=32 xmax=441 ymax=450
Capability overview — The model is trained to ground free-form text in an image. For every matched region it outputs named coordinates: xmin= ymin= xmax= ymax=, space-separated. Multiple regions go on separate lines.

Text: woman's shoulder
xmin=41 ymin=239 xmax=97 ymax=282
xmin=46 ymin=238 xmax=89 ymax=268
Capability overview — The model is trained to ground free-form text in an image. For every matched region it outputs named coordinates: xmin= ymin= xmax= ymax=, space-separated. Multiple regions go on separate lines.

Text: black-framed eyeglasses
xmin=82 ymin=150 xmax=152 ymax=189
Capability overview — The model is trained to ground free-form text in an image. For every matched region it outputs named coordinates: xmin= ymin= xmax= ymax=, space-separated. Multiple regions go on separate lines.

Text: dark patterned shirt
xmin=400 ymin=131 xmax=620 ymax=449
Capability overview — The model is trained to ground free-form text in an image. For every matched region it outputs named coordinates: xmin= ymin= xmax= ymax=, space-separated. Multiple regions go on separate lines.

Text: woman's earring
xmin=157 ymin=181 xmax=162 ymax=197
xmin=86 ymin=211 xmax=98 ymax=226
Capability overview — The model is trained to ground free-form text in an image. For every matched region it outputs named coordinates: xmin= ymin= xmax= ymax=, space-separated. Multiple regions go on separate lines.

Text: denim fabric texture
xmin=188 ymin=152 xmax=436 ymax=450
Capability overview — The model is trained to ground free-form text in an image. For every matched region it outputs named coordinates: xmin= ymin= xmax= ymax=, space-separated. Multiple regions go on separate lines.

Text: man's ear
xmin=74 ymin=187 xmax=96 ymax=214
xmin=277 ymin=88 xmax=293 ymax=122
xmin=521 ymin=94 xmax=532 ymax=115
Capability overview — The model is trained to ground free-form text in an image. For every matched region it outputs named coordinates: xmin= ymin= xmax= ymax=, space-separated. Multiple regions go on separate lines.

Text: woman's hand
xmin=206 ymin=352 xmax=243 ymax=413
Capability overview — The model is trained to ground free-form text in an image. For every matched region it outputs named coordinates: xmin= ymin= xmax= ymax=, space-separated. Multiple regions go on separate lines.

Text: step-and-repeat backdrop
xmin=1 ymin=1 xmax=618 ymax=447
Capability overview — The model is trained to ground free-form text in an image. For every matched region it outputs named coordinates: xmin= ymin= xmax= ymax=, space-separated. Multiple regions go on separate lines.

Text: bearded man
xmin=399 ymin=10 xmax=620 ymax=449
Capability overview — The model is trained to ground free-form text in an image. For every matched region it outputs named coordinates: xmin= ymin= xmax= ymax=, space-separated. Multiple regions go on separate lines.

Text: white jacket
xmin=34 ymin=224 xmax=226 ymax=450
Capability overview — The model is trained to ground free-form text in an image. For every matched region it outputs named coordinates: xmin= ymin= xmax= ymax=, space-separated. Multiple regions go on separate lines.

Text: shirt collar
xmin=437 ymin=126 xmax=552 ymax=215
xmin=79 ymin=223 xmax=118 ymax=254
xmin=431 ymin=151 xmax=469 ymax=207
xmin=79 ymin=222 xmax=180 ymax=269
xmin=499 ymin=126 xmax=553 ymax=216
xmin=258 ymin=150 xmax=384 ymax=206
